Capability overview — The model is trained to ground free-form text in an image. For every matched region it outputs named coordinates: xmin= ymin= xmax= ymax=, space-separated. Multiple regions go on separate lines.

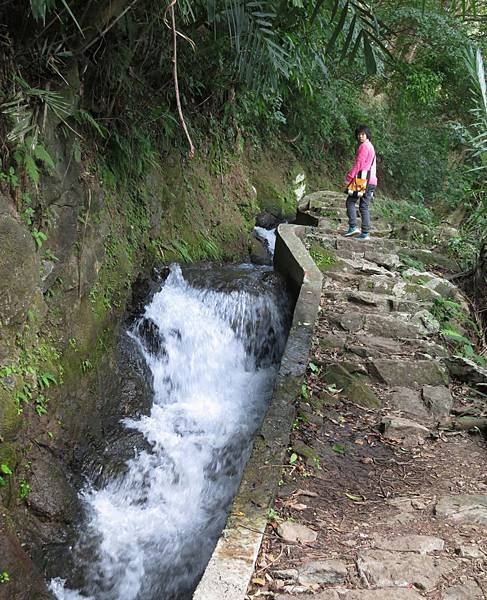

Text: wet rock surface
xmin=247 ymin=190 xmax=487 ymax=600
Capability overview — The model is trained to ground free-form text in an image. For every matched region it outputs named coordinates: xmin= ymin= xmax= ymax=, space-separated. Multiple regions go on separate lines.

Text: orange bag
xmin=347 ymin=171 xmax=368 ymax=198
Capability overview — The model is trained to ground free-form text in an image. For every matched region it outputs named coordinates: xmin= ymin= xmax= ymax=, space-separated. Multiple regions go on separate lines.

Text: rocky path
xmin=246 ymin=191 xmax=487 ymax=600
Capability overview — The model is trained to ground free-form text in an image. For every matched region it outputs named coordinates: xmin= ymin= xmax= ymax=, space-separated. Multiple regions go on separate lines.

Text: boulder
xmin=381 ymin=416 xmax=430 ymax=444
xmin=443 ymin=356 xmax=487 ymax=386
xmin=421 ymin=385 xmax=453 ymax=416
xmin=389 ymin=387 xmax=428 ymax=419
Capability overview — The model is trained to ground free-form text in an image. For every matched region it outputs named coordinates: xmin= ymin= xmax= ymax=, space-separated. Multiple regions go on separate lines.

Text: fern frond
xmin=222 ymin=0 xmax=292 ymax=90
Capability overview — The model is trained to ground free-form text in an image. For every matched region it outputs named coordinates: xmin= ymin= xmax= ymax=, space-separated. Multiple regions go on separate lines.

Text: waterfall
xmin=50 ymin=263 xmax=289 ymax=600
xmin=254 ymin=226 xmax=277 ymax=255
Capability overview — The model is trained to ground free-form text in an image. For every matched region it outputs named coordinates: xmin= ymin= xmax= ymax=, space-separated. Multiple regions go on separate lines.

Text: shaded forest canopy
xmin=0 ymin=0 xmax=485 ymax=239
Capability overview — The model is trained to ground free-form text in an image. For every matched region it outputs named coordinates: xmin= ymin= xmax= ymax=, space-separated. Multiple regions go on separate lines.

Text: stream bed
xmin=50 ymin=261 xmax=292 ymax=600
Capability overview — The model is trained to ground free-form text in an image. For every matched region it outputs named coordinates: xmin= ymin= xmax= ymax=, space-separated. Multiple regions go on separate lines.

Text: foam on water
xmin=51 ymin=264 xmax=287 ymax=600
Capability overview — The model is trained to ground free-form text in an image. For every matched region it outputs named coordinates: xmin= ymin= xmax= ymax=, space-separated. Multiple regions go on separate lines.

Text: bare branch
xmin=164 ymin=0 xmax=195 ymax=158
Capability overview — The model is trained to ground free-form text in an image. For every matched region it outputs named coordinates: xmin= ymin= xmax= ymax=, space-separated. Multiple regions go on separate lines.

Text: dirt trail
xmin=247 ymin=191 xmax=487 ymax=600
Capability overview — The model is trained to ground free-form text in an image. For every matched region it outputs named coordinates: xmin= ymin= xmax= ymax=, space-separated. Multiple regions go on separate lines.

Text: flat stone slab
xmin=297 ymin=559 xmax=348 ymax=586
xmin=381 ymin=416 xmax=430 ymax=444
xmin=422 ymin=385 xmax=453 ymax=416
xmin=366 ymin=337 xmax=409 ymax=355
xmin=372 ymin=534 xmax=444 ymax=554
xmin=443 ymin=580 xmax=485 ymax=599
xmin=340 ymin=256 xmax=395 ymax=278
xmin=389 ymin=387 xmax=428 ymax=418
xmin=337 ymin=589 xmax=424 ymax=599
xmin=363 ymin=314 xmax=426 ymax=339
xmin=356 ymin=549 xmax=455 ymax=590
xmin=277 ymin=521 xmax=318 ymax=543
xmin=435 ymin=494 xmax=487 ymax=525
xmin=369 ymin=359 xmax=448 ymax=388
xmin=364 ymin=251 xmax=401 ymax=270
xmin=456 ymin=545 xmax=485 ymax=558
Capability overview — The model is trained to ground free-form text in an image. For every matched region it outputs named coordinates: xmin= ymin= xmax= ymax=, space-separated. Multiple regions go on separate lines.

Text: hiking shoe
xmin=343 ymin=226 xmax=360 ymax=237
xmin=357 ymin=232 xmax=370 ymax=240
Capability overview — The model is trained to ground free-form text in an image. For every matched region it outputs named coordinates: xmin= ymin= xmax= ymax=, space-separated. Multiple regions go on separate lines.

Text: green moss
xmin=0 ymin=387 xmax=22 ymax=441
xmin=309 ymin=244 xmax=337 ymax=271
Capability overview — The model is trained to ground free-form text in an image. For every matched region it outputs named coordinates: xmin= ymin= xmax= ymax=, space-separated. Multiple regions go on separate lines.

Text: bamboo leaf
xmin=348 ymin=29 xmax=363 ymax=64
xmin=363 ymin=32 xmax=377 ymax=74
xmin=340 ymin=14 xmax=356 ymax=60
xmin=326 ymin=1 xmax=349 ymax=55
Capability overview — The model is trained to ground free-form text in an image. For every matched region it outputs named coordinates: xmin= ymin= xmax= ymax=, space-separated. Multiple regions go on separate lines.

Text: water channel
xmin=50 ymin=249 xmax=292 ymax=600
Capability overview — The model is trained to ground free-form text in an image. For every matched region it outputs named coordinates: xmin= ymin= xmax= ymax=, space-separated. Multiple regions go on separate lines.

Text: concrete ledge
xmin=193 ymin=224 xmax=322 ymax=600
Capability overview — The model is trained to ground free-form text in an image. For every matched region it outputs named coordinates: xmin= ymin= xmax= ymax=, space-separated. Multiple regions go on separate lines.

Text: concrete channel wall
xmin=193 ymin=224 xmax=322 ymax=600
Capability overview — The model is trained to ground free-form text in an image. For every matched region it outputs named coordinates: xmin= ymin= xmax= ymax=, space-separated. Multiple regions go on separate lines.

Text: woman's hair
xmin=355 ymin=124 xmax=372 ymax=140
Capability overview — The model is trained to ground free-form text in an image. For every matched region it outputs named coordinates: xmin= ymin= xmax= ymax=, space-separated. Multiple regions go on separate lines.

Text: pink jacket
xmin=346 ymin=139 xmax=377 ymax=186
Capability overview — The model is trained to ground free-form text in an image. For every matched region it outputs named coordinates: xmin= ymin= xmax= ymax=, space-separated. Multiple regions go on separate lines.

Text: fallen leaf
xmin=332 ymin=443 xmax=346 ymax=454
xmin=252 ymin=578 xmax=266 ymax=586
xmin=345 ymin=492 xmax=366 ymax=503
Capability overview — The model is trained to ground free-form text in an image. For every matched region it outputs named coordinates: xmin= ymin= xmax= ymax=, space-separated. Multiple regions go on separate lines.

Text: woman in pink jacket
xmin=344 ymin=125 xmax=377 ymax=240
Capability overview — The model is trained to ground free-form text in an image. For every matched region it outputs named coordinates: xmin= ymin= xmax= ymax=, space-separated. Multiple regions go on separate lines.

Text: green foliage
xmin=0 ymin=463 xmax=12 ymax=487
xmin=0 ymin=572 xmax=10 ymax=584
xmin=398 ymin=254 xmax=426 ymax=272
xmin=0 ymin=340 xmax=62 ymax=417
xmin=375 ymin=195 xmax=435 ymax=227
xmin=0 ymin=167 xmax=19 ymax=189
xmin=431 ymin=297 xmax=466 ymax=324
xmin=18 ymin=480 xmax=31 ymax=501
xmin=431 ymin=297 xmax=485 ymax=365
xmin=32 ymin=229 xmax=48 ymax=249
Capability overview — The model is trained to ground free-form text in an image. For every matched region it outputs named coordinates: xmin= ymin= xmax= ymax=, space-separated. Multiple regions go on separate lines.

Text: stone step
xmin=317 ymin=220 xmax=394 ymax=238
xmin=311 ymin=232 xmax=406 ymax=253
xmin=326 ymin=310 xmax=439 ymax=340
xmin=319 ymin=247 xmax=402 ymax=272
xmin=328 ymin=256 xmax=397 ymax=278
xmin=319 ymin=332 xmax=447 ymax=360
xmin=402 ymin=268 xmax=469 ymax=307
xmin=309 ymin=202 xmax=348 ymax=217
xmin=321 ymin=358 xmax=449 ymax=389
xmin=322 ymin=289 xmax=428 ymax=314
xmin=399 ymin=247 xmax=460 ymax=272
xmin=299 ymin=190 xmax=344 ymax=210
xmin=357 ymin=275 xmax=443 ymax=303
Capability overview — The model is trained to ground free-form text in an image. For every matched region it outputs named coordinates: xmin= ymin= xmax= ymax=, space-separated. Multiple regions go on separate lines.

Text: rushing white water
xmin=51 ymin=264 xmax=288 ymax=600
xmin=254 ymin=226 xmax=276 ymax=255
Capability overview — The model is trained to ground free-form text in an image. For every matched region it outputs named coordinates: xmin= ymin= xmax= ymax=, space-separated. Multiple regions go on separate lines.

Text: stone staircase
xmin=247 ymin=191 xmax=487 ymax=600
